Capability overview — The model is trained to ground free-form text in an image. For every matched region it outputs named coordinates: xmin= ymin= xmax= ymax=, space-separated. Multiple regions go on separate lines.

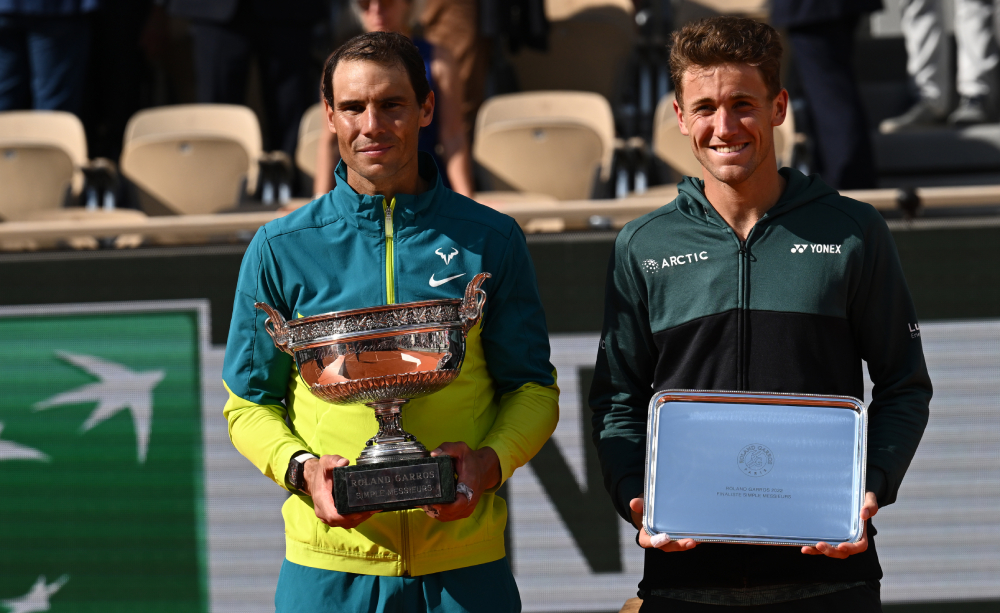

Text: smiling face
xmin=673 ymin=62 xmax=788 ymax=187
xmin=328 ymin=58 xmax=434 ymax=193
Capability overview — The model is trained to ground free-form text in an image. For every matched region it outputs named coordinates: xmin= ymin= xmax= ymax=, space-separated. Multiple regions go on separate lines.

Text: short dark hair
xmin=669 ymin=16 xmax=783 ymax=107
xmin=321 ymin=31 xmax=431 ymax=108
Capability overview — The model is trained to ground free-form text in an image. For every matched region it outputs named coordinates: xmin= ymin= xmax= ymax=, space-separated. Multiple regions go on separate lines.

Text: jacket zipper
xmin=400 ymin=511 xmax=411 ymax=576
xmin=737 ymin=237 xmax=750 ymax=391
xmin=385 ymin=197 xmax=408 ymax=575
xmin=384 ymin=197 xmax=396 ymax=304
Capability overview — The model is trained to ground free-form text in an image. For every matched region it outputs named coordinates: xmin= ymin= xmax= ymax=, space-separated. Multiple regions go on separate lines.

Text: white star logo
xmin=0 ymin=575 xmax=69 ymax=613
xmin=0 ymin=422 xmax=49 ymax=463
xmin=32 ymin=352 xmax=165 ymax=464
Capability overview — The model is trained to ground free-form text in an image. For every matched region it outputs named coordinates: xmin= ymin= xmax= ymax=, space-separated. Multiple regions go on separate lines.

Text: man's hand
xmin=422 ymin=443 xmax=501 ymax=522
xmin=802 ymin=491 xmax=878 ymax=558
xmin=302 ymin=455 xmax=378 ymax=529
xmin=629 ymin=498 xmax=698 ymax=552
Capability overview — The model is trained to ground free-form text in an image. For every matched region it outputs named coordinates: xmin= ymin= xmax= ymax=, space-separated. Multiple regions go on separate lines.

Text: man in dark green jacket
xmin=590 ymin=17 xmax=931 ymax=611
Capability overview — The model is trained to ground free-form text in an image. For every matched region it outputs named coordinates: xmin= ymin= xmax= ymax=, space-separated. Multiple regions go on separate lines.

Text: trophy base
xmin=333 ymin=455 xmax=456 ymax=513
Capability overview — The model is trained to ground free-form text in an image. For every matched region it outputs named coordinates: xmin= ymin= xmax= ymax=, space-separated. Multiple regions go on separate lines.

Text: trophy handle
xmin=459 ymin=272 xmax=491 ymax=335
xmin=254 ymin=302 xmax=293 ymax=355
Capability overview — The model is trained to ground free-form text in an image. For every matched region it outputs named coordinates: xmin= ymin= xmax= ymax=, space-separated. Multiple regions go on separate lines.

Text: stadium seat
xmin=295 ymin=102 xmax=325 ymax=179
xmin=120 ymin=104 xmax=263 ymax=215
xmin=508 ymin=0 xmax=635 ymax=101
xmin=474 ymin=91 xmax=616 ymax=200
xmin=0 ymin=110 xmax=87 ymax=221
xmin=652 ymin=91 xmax=798 ymax=179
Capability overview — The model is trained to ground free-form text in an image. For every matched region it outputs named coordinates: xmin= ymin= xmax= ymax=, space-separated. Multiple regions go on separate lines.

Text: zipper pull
xmin=739 ymin=240 xmax=747 ymax=255
xmin=384 ymin=200 xmax=394 ymax=238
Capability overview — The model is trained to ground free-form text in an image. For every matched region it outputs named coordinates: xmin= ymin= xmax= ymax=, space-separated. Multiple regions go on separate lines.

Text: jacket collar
xmin=331 ymin=152 xmax=443 ymax=235
xmin=673 ymin=168 xmax=838 ymax=230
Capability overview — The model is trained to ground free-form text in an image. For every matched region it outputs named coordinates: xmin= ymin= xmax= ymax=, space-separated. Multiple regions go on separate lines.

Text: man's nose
xmin=714 ymin=106 xmax=740 ymax=139
xmin=361 ymin=105 xmax=385 ymax=136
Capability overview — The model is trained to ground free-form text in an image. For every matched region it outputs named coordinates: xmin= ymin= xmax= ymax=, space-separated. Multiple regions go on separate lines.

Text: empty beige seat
xmin=508 ymin=0 xmax=635 ymax=101
xmin=120 ymin=104 xmax=263 ymax=215
xmin=295 ymin=102 xmax=326 ymax=179
xmin=652 ymin=91 xmax=798 ymax=180
xmin=474 ymin=191 xmax=559 ymax=205
xmin=0 ymin=110 xmax=87 ymax=221
xmin=474 ymin=91 xmax=616 ymax=200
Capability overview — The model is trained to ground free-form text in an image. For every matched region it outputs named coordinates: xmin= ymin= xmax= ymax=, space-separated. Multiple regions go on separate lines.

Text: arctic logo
xmin=429 ymin=273 xmax=465 ymax=287
xmin=643 ymin=251 xmax=709 ymax=273
xmin=791 ymin=243 xmax=842 ymax=254
xmin=435 ymin=247 xmax=459 ymax=265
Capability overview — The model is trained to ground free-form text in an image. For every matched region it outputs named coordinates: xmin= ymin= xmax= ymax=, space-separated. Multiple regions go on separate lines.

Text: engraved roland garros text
xmin=346 ymin=465 xmax=442 ymax=507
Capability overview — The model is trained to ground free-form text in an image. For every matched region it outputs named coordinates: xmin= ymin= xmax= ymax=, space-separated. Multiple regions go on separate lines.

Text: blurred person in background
xmin=168 ymin=0 xmax=326 ymax=157
xmin=314 ymin=0 xmax=475 ymax=198
xmin=224 ymin=31 xmax=557 ymax=612
xmin=881 ymin=0 xmax=999 ymax=131
xmin=771 ymin=0 xmax=880 ymax=189
xmin=0 ymin=0 xmax=100 ymax=114
xmin=81 ymin=0 xmax=166 ymax=161
xmin=420 ymin=0 xmax=485 ymax=139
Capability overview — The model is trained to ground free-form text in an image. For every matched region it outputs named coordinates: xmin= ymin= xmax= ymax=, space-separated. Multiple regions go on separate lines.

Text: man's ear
xmin=772 ymin=88 xmax=789 ymax=127
xmin=673 ymin=98 xmax=690 ymax=136
xmin=324 ymin=99 xmax=336 ymax=133
xmin=419 ymin=91 xmax=435 ymax=129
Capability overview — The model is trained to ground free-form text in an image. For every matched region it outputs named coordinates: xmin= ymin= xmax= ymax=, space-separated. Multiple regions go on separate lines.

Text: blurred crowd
xmin=0 ymin=0 xmax=510 ymax=164
xmin=2 ymin=0 xmax=1000 ymax=213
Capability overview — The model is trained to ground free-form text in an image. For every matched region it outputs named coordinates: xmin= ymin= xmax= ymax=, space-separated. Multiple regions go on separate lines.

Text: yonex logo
xmin=791 ymin=243 xmax=842 ymax=254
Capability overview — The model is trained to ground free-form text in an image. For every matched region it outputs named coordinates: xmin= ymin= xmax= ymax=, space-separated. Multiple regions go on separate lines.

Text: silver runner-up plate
xmin=643 ymin=390 xmax=867 ymax=546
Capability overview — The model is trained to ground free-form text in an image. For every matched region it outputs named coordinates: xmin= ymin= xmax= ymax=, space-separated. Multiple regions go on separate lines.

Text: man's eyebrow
xmin=689 ymin=91 xmax=758 ymax=107
xmin=336 ymin=95 xmax=411 ymax=107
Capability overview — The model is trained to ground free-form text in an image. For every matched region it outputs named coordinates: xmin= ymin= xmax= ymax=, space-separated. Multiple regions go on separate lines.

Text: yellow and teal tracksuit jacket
xmin=222 ymin=154 xmax=559 ymax=577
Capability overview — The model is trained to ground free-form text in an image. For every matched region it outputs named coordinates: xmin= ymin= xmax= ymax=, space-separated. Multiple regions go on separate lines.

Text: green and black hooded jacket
xmin=590 ymin=168 xmax=932 ymax=589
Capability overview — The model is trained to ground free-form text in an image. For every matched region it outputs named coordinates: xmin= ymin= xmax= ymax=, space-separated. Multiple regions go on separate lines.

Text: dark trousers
xmin=0 ymin=14 xmax=91 ymax=114
xmin=188 ymin=6 xmax=317 ymax=156
xmin=788 ymin=17 xmax=878 ymax=190
xmin=639 ymin=581 xmax=882 ymax=612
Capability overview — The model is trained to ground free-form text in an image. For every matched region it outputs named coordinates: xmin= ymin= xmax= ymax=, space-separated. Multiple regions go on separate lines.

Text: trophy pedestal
xmin=333 ymin=455 xmax=456 ymax=513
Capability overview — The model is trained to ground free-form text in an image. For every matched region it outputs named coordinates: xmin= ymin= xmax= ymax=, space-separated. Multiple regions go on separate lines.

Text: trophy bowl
xmin=254 ymin=272 xmax=490 ymax=512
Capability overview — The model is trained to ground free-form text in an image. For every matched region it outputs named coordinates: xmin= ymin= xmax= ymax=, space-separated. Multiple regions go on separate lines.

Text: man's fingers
xmin=628 ymin=498 xmax=644 ymax=530
xmin=638 ymin=529 xmax=696 ymax=552
xmin=803 ymin=538 xmax=868 ymax=559
xmin=320 ymin=454 xmax=349 ymax=470
xmin=432 ymin=442 xmax=470 ymax=458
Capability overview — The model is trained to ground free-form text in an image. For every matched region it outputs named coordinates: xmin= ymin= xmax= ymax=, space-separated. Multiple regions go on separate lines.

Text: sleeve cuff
xmin=479 ymin=441 xmax=514 ymax=492
xmin=274 ymin=444 xmax=310 ymax=492
xmin=616 ymin=475 xmax=645 ymax=524
xmin=866 ymin=467 xmax=888 ymax=506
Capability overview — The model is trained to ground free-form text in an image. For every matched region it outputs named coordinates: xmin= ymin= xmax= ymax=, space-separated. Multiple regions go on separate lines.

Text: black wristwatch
xmin=286 ymin=450 xmax=318 ymax=494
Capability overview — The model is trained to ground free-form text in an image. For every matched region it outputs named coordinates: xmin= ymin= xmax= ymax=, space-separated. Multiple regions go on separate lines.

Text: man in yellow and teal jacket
xmin=222 ymin=31 xmax=558 ymax=613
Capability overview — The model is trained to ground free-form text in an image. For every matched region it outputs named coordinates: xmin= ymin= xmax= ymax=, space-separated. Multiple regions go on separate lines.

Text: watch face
xmin=288 ymin=456 xmax=307 ymax=491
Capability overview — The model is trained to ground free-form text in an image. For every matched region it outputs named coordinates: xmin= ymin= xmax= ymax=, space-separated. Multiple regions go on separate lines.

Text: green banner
xmin=0 ymin=306 xmax=206 ymax=613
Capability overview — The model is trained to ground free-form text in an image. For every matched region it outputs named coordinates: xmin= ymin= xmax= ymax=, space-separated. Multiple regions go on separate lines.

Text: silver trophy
xmin=254 ymin=272 xmax=490 ymax=512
